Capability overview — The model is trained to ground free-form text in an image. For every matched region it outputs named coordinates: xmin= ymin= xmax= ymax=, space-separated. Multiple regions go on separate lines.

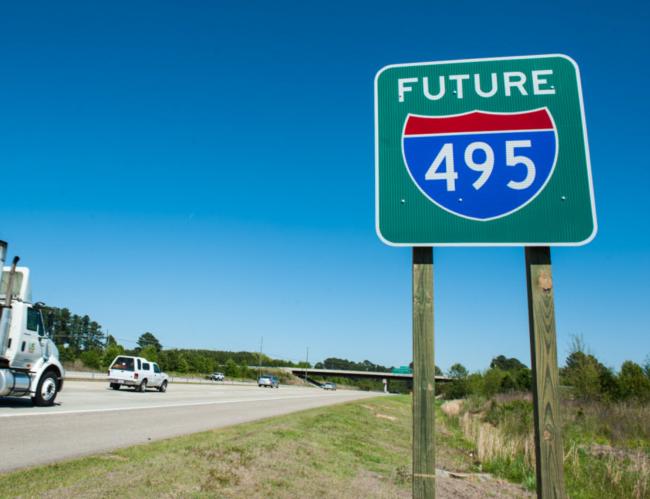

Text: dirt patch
xmin=376 ymin=413 xmax=397 ymax=421
xmin=312 ymin=468 xmax=532 ymax=499
xmin=436 ymin=470 xmax=533 ymax=498
xmin=441 ymin=400 xmax=464 ymax=417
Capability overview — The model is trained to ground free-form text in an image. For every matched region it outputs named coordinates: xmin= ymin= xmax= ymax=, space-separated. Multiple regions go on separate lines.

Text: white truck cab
xmin=108 ymin=355 xmax=168 ymax=392
xmin=0 ymin=242 xmax=65 ymax=406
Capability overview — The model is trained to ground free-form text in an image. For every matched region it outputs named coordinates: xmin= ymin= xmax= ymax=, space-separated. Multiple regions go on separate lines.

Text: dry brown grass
xmin=459 ymin=411 xmax=535 ymax=469
xmin=446 ymin=394 xmax=650 ymax=498
xmin=441 ymin=400 xmax=463 ymax=417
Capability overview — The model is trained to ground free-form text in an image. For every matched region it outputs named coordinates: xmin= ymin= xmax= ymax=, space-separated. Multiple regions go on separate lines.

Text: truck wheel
xmin=32 ymin=371 xmax=59 ymax=407
xmin=110 ymin=383 xmax=121 ymax=390
xmin=139 ymin=380 xmax=147 ymax=392
xmin=158 ymin=381 xmax=168 ymax=393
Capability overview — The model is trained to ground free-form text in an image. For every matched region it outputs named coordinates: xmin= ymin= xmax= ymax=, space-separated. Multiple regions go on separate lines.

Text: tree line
xmin=42 ymin=306 xmax=309 ymax=378
xmin=42 ymin=307 xmax=105 ymax=353
xmin=44 ymin=306 xmax=647 ymax=400
xmin=441 ymin=337 xmax=650 ymax=403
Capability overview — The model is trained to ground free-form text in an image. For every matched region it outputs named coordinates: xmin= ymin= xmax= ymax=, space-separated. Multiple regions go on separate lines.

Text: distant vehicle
xmin=108 ymin=355 xmax=169 ymax=392
xmin=322 ymin=382 xmax=337 ymax=391
xmin=209 ymin=372 xmax=224 ymax=381
xmin=0 ymin=242 xmax=65 ymax=407
xmin=258 ymin=374 xmax=279 ymax=388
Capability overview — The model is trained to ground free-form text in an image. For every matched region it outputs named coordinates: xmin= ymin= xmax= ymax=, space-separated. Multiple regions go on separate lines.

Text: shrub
xmin=102 ymin=343 xmax=124 ymax=368
xmin=618 ymin=361 xmax=650 ymax=402
xmin=80 ymin=349 xmax=102 ymax=370
xmin=483 ymin=399 xmax=533 ymax=438
xmin=563 ymin=351 xmax=602 ymax=400
xmin=482 ymin=368 xmax=506 ymax=398
xmin=224 ymin=358 xmax=239 ymax=378
xmin=139 ymin=345 xmax=159 ymax=363
xmin=443 ymin=363 xmax=470 ymax=399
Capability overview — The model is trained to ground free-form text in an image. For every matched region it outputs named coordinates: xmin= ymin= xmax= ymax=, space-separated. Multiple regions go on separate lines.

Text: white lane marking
xmin=0 ymin=392 xmax=371 ymax=419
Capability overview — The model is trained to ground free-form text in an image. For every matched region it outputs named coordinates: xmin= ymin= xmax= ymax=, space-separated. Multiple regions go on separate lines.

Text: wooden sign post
xmin=412 ymin=247 xmax=435 ymax=498
xmin=525 ymin=247 xmax=566 ymax=498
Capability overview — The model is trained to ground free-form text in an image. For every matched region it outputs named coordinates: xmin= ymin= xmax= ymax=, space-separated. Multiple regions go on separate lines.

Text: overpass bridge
xmin=285 ymin=367 xmax=450 ymax=391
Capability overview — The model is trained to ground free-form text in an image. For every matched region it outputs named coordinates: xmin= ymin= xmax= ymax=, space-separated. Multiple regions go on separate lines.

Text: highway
xmin=0 ymin=380 xmax=383 ymax=473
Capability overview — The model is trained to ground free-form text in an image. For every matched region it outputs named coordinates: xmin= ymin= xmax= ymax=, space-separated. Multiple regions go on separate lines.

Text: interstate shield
xmin=402 ymin=108 xmax=558 ymax=221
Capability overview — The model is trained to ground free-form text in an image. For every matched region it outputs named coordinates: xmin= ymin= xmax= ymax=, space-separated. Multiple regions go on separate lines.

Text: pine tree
xmin=69 ymin=314 xmax=82 ymax=351
xmin=85 ymin=321 xmax=105 ymax=351
xmin=137 ymin=332 xmax=162 ymax=352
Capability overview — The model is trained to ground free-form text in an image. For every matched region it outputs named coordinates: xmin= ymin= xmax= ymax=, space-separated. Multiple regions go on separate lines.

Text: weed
xmin=393 ymin=465 xmax=411 ymax=485
xmin=449 ymin=394 xmax=650 ymax=498
xmin=202 ymin=465 xmax=241 ymax=490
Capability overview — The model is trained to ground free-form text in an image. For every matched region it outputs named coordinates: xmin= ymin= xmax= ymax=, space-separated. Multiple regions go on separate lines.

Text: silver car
xmin=258 ymin=375 xmax=279 ymax=388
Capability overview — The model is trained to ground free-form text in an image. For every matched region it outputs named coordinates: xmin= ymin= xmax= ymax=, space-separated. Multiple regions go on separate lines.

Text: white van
xmin=108 ymin=355 xmax=169 ymax=392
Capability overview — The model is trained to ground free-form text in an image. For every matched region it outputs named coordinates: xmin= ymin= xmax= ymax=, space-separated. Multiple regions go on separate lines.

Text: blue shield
xmin=402 ymin=108 xmax=558 ymax=220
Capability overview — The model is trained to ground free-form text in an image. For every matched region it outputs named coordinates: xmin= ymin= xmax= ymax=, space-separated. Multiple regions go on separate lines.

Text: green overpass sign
xmin=375 ymin=54 xmax=597 ymax=246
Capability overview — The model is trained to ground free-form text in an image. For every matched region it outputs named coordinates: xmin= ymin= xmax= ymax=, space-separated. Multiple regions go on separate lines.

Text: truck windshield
xmin=111 ymin=357 xmax=135 ymax=371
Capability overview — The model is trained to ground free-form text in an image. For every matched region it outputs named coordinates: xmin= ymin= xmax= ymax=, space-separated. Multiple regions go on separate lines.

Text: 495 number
xmin=426 ymin=140 xmax=536 ymax=192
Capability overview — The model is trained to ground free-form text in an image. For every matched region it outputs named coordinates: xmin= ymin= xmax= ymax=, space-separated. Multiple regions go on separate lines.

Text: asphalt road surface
xmin=0 ymin=381 xmax=383 ymax=473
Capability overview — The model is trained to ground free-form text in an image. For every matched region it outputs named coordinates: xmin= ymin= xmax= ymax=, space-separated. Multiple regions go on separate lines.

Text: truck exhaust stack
xmin=0 ymin=241 xmax=6 ymax=267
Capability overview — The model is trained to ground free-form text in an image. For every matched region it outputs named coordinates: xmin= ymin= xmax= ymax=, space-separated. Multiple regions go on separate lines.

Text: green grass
xmin=5 ymin=393 xmax=642 ymax=497
xmin=0 ymin=396 xmax=423 ymax=498
xmin=482 ymin=456 xmax=536 ymax=491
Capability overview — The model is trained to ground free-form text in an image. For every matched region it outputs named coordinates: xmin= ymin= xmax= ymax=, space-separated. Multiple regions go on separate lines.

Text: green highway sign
xmin=374 ymin=54 xmax=597 ymax=246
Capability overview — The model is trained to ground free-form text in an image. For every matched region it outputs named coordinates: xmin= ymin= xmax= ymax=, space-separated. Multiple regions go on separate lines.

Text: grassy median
xmin=3 ymin=394 xmax=646 ymax=497
xmin=1 ymin=396 xmax=537 ymax=498
xmin=3 ymin=394 xmax=516 ymax=498
xmin=1 ymin=396 xmax=417 ymax=498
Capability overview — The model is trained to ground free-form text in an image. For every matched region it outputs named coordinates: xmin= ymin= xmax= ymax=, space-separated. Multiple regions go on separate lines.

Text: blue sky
xmin=1 ymin=1 xmax=648 ymax=371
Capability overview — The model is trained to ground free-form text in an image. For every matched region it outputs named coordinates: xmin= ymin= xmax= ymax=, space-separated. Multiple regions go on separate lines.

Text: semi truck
xmin=0 ymin=241 xmax=64 ymax=406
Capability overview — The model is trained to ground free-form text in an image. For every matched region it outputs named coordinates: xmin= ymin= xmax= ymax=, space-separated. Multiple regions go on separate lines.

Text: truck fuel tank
xmin=0 ymin=369 xmax=31 ymax=396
